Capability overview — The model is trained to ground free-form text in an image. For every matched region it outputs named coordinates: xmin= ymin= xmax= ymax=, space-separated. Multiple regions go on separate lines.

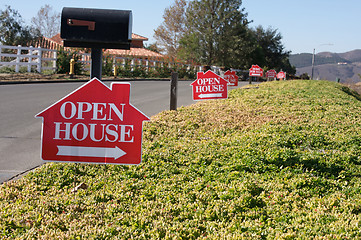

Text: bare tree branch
xmin=31 ymin=4 xmax=60 ymax=38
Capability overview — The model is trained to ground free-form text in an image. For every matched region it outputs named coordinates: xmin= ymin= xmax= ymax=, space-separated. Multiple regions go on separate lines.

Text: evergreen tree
xmin=180 ymin=0 xmax=251 ymax=68
xmin=155 ymin=0 xmax=295 ymax=72
xmin=251 ymin=25 xmax=295 ymax=74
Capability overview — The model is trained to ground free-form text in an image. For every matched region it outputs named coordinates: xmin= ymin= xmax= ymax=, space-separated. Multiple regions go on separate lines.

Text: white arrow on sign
xmin=198 ymin=93 xmax=223 ymax=98
xmin=57 ymin=146 xmax=126 ymax=160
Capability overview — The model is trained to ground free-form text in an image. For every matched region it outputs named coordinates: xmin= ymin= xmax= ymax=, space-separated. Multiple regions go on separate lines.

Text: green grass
xmin=2 ymin=80 xmax=361 ymax=239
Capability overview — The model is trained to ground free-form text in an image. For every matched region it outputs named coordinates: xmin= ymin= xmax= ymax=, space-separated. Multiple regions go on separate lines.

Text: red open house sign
xmin=224 ymin=70 xmax=239 ymax=86
xmin=277 ymin=71 xmax=286 ymax=79
xmin=249 ymin=65 xmax=264 ymax=77
xmin=266 ymin=69 xmax=277 ymax=78
xmin=36 ymin=78 xmax=150 ymax=165
xmin=190 ymin=70 xmax=228 ymax=101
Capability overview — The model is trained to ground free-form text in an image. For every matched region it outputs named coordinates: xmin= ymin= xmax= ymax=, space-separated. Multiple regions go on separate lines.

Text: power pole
xmin=311 ymin=48 xmax=315 ymax=80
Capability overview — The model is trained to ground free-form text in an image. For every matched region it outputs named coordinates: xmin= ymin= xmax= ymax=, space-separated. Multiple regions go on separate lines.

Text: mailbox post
xmin=91 ymin=48 xmax=102 ymax=79
xmin=60 ymin=7 xmax=132 ymax=80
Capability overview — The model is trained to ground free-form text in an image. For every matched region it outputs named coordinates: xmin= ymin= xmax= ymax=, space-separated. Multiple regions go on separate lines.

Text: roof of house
xmin=131 ymin=33 xmax=148 ymax=41
xmin=49 ymin=33 xmax=63 ymax=45
xmin=105 ymin=48 xmax=163 ymax=58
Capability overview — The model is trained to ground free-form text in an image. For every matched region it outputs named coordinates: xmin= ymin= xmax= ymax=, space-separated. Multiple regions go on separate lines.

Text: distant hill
xmin=289 ymin=53 xmax=314 ymax=68
xmin=338 ymin=49 xmax=361 ymax=62
xmin=290 ymin=50 xmax=361 ymax=83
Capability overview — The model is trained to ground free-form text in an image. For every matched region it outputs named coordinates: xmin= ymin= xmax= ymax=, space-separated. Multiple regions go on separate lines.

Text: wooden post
xmin=16 ymin=45 xmax=21 ymax=73
xmin=170 ymin=72 xmax=178 ymax=111
xmin=53 ymin=51 xmax=57 ymax=72
xmin=37 ymin=47 xmax=42 ymax=73
xmin=131 ymin=58 xmax=135 ymax=71
xmin=27 ymin=46 xmax=33 ymax=73
xmin=113 ymin=58 xmax=117 ymax=78
xmin=146 ymin=59 xmax=149 ymax=72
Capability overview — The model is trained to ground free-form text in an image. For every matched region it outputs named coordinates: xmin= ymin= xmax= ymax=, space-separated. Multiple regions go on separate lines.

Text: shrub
xmin=102 ymin=55 xmax=113 ymax=76
xmin=132 ymin=65 xmax=147 ymax=78
xmin=117 ymin=58 xmax=132 ymax=78
xmin=0 ymin=66 xmax=15 ymax=73
xmin=300 ymin=73 xmax=310 ymax=80
xmin=56 ymin=48 xmax=83 ymax=75
xmin=2 ymin=80 xmax=361 ymax=238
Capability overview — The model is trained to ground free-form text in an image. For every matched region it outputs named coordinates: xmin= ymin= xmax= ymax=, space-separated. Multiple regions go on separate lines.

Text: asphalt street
xmin=0 ymin=80 xmax=248 ymax=183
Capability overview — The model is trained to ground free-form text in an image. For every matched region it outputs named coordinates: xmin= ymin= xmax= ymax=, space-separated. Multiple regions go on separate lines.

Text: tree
xmin=56 ymin=48 xmax=83 ymax=74
xmin=154 ymin=0 xmax=187 ymax=58
xmin=155 ymin=0 xmax=295 ymax=71
xmin=250 ymin=25 xmax=295 ymax=73
xmin=144 ymin=43 xmax=161 ymax=53
xmin=0 ymin=5 xmax=40 ymax=46
xmin=31 ymin=4 xmax=60 ymax=38
xmin=179 ymin=0 xmax=251 ymax=68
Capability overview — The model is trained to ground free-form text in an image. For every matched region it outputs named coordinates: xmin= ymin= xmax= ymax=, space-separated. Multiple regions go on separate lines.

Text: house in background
xmin=36 ymin=33 xmax=201 ymax=76
xmin=38 ymin=33 xmax=164 ymax=59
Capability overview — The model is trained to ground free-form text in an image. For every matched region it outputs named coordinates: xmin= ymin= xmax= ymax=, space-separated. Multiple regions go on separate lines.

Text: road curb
xmin=0 ymin=78 xmax=192 ymax=85
xmin=1 ymin=164 xmax=44 ymax=184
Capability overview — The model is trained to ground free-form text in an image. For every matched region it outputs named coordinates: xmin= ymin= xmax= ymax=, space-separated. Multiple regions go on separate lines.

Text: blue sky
xmin=1 ymin=0 xmax=360 ymax=54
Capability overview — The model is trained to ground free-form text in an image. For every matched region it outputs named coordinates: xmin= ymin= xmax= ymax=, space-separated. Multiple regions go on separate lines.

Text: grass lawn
xmin=1 ymin=80 xmax=361 ymax=239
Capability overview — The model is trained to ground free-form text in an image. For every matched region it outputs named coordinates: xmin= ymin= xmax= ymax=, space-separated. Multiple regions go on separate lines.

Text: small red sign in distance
xmin=266 ymin=69 xmax=277 ymax=78
xmin=249 ymin=65 xmax=264 ymax=77
xmin=190 ymin=70 xmax=228 ymax=101
xmin=224 ymin=70 xmax=239 ymax=86
xmin=277 ymin=71 xmax=286 ymax=79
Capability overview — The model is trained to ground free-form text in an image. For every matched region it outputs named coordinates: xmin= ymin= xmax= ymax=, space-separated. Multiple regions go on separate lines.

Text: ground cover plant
xmin=1 ymin=80 xmax=361 ymax=239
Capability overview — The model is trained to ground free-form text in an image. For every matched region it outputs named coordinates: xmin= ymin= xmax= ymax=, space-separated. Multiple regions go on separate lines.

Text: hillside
xmin=290 ymin=50 xmax=361 ymax=82
xmin=297 ymin=62 xmax=361 ymax=83
xmin=290 ymin=52 xmax=348 ymax=68
xmin=1 ymin=81 xmax=361 ymax=239
xmin=339 ymin=49 xmax=361 ymax=62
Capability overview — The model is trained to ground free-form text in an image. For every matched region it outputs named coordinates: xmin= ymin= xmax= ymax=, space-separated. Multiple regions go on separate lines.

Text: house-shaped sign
xmin=224 ymin=70 xmax=239 ymax=87
xmin=266 ymin=69 xmax=277 ymax=79
xmin=36 ymin=78 xmax=150 ymax=165
xmin=190 ymin=70 xmax=228 ymax=101
xmin=277 ymin=71 xmax=286 ymax=80
xmin=249 ymin=65 xmax=263 ymax=77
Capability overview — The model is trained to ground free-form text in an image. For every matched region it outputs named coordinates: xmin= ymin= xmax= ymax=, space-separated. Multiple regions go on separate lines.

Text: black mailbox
xmin=61 ymin=7 xmax=132 ymax=49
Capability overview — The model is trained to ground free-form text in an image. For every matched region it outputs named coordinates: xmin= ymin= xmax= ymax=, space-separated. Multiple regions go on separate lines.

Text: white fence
xmin=0 ymin=44 xmax=203 ymax=74
xmin=113 ymin=57 xmax=202 ymax=72
xmin=78 ymin=53 xmax=203 ymax=73
xmin=0 ymin=45 xmax=57 ymax=73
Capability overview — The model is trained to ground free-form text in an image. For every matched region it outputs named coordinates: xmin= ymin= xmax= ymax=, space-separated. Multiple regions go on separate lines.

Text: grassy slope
xmin=1 ymin=80 xmax=361 ymax=239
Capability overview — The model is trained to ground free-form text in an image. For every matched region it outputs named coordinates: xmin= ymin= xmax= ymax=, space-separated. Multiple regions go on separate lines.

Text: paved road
xmin=0 ymin=80 xmax=247 ymax=183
